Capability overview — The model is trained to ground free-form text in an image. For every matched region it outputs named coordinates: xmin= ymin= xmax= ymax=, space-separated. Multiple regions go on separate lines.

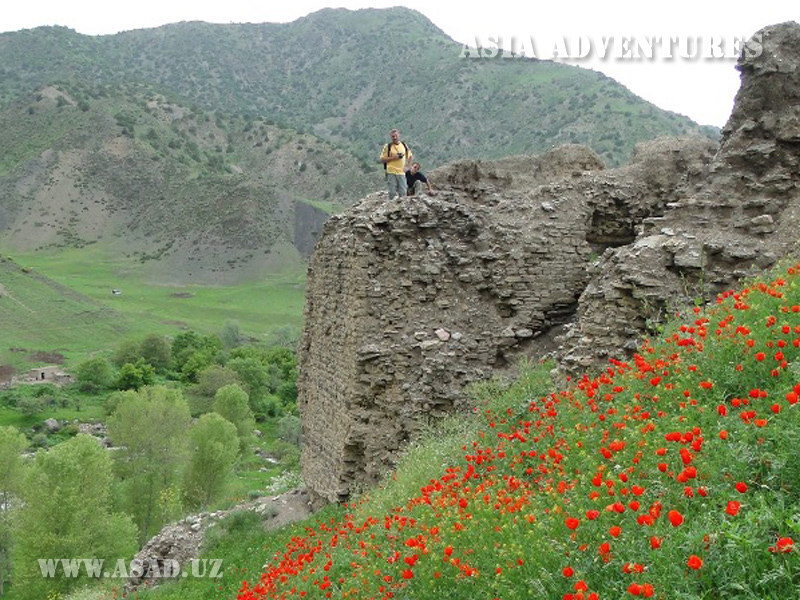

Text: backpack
xmin=383 ymin=141 xmax=409 ymax=170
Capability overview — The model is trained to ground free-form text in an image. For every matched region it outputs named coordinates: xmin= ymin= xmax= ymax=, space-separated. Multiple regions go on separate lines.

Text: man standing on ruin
xmin=379 ymin=128 xmax=412 ymax=199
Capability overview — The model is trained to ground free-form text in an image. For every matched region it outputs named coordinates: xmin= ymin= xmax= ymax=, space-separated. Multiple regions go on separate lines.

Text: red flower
xmin=565 ymin=517 xmax=580 ymax=530
xmin=773 ymin=537 xmax=795 ymax=553
xmin=726 ymin=500 xmax=741 ymax=516
xmin=401 ymin=569 xmax=413 ymax=579
xmin=687 ymin=555 xmax=703 ymax=570
xmin=563 ymin=566 xmax=574 ymax=577
xmin=650 ymin=536 xmax=662 ymax=549
xmin=668 ymin=510 xmax=684 ymax=527
xmin=610 ymin=526 xmax=622 ymax=538
xmin=735 ymin=481 xmax=748 ymax=494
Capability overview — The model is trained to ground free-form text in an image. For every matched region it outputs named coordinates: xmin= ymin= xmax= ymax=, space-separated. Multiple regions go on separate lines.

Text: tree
xmin=187 ymin=364 xmax=242 ymax=415
xmin=75 ymin=356 xmax=115 ymax=392
xmin=107 ymin=386 xmax=190 ymax=544
xmin=226 ymin=357 xmax=272 ymax=403
xmin=139 ymin=334 xmax=172 ymax=373
xmin=115 ymin=360 xmax=156 ymax=390
xmin=213 ymin=384 xmax=255 ymax=452
xmin=0 ymin=427 xmax=27 ymax=596
xmin=220 ymin=320 xmax=245 ymax=350
xmin=12 ymin=435 xmax=137 ymax=600
xmin=172 ymin=331 xmax=222 ymax=383
xmin=182 ymin=413 xmax=239 ymax=510
xmin=112 ymin=339 xmax=142 ymax=367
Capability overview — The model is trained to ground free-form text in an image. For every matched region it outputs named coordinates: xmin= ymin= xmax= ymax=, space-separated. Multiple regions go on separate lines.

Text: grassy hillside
xmin=129 ymin=259 xmax=800 ymax=600
xmin=0 ymin=254 xmax=132 ymax=373
xmin=0 ymin=8 xmax=716 ymax=169
xmin=0 ymin=84 xmax=373 ymax=283
xmin=0 ymin=250 xmax=306 ymax=376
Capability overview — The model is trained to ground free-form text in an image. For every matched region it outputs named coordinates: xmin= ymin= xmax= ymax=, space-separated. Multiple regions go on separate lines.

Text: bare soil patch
xmin=29 ymin=351 xmax=65 ymax=364
xmin=0 ymin=365 xmax=15 ymax=383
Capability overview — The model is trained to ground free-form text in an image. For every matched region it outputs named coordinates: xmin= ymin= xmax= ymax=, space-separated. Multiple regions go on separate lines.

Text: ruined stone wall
xmin=299 ymin=142 xmax=715 ymax=502
xmin=300 ymin=22 xmax=800 ymax=503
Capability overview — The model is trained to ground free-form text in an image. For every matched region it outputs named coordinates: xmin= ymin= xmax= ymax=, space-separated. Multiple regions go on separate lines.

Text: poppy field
xmin=236 ymin=261 xmax=800 ymax=600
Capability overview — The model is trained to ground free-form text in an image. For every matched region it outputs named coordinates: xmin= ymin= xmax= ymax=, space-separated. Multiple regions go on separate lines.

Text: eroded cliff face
xmin=298 ymin=21 xmax=800 ymax=503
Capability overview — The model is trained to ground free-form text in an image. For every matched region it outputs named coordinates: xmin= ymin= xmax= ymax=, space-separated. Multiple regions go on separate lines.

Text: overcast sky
xmin=3 ymin=1 xmax=796 ymax=127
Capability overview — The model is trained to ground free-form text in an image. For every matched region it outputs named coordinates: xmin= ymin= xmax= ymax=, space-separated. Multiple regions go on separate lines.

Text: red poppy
xmin=650 ymin=536 xmax=662 ymax=549
xmin=668 ymin=510 xmax=684 ymax=527
xmin=687 ymin=555 xmax=702 ymax=570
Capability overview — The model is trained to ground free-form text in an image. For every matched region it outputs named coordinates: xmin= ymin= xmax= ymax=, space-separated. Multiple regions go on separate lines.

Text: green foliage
xmin=106 ymin=386 xmax=191 ymax=544
xmin=225 ymin=345 xmax=298 ymax=415
xmin=0 ymin=426 xmax=27 ymax=595
xmin=187 ymin=364 xmax=242 ymax=415
xmin=139 ymin=333 xmax=172 ymax=373
xmin=172 ymin=331 xmax=222 ymax=383
xmin=16 ymin=394 xmax=47 ymax=416
xmin=276 ymin=414 xmax=301 ymax=446
xmin=220 ymin=320 xmax=246 ymax=350
xmin=226 ymin=357 xmax=271 ymax=410
xmin=12 ymin=435 xmax=137 ymax=600
xmin=75 ymin=356 xmax=115 ymax=392
xmin=213 ymin=384 xmax=255 ymax=452
xmin=193 ymin=364 xmax=242 ymax=398
xmin=115 ymin=359 xmax=155 ymax=390
xmin=112 ymin=339 xmax=142 ymax=367
xmin=112 ymin=334 xmax=171 ymax=373
xmin=182 ymin=413 xmax=239 ymax=510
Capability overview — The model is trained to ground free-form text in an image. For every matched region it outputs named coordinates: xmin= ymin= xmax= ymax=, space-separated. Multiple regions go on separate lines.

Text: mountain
xmin=0 ymin=7 xmax=715 ymax=170
xmin=0 ymin=8 xmax=719 ymax=282
xmin=0 ymin=85 xmax=374 ymax=283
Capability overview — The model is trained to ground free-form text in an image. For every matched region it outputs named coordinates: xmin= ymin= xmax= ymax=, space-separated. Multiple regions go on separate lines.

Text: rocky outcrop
xmin=298 ymin=22 xmax=800 ymax=503
xmin=561 ymin=21 xmax=800 ymax=371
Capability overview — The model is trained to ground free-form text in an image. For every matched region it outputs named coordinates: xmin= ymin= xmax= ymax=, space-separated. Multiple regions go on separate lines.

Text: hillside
xmin=0 ymin=8 xmax=715 ymax=170
xmin=0 ymin=84 xmax=373 ymax=283
xmin=0 ymin=255 xmax=131 ymax=375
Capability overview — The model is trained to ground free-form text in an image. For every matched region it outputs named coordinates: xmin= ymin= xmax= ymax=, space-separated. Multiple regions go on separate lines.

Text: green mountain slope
xmin=0 ymin=7 xmax=716 ymax=168
xmin=0 ymin=85 xmax=373 ymax=283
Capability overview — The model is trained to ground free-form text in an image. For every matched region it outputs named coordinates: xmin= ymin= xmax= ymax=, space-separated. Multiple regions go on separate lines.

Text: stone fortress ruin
xmin=298 ymin=22 xmax=800 ymax=504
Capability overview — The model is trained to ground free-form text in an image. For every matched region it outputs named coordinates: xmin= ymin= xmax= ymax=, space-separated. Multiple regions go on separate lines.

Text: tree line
xmin=0 ymin=327 xmax=299 ymax=599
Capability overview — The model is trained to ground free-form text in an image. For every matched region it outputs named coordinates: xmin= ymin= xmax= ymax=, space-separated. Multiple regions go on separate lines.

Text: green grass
xmin=15 ymin=247 xmax=306 ymax=334
xmin=0 ymin=248 xmax=306 ymax=373
xmin=298 ymin=198 xmax=345 ymax=215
